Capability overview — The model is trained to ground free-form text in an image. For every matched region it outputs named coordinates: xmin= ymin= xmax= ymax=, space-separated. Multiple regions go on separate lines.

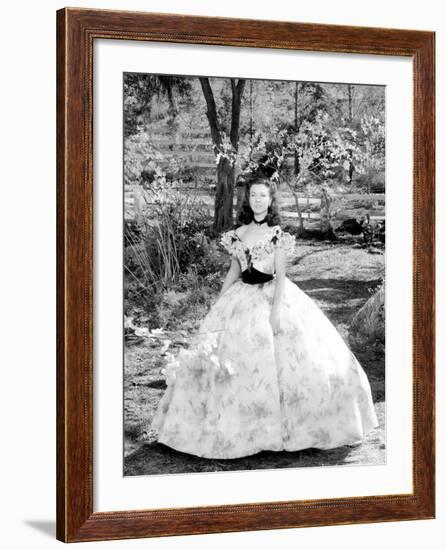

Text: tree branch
xmin=230 ymin=79 xmax=246 ymax=149
xmin=199 ymin=77 xmax=222 ymax=149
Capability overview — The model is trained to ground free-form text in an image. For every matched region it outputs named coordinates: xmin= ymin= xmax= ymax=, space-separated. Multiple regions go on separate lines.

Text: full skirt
xmin=151 ymin=277 xmax=379 ymax=459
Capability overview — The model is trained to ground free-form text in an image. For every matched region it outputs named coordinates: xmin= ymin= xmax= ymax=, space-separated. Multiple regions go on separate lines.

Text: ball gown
xmin=151 ymin=225 xmax=379 ymax=459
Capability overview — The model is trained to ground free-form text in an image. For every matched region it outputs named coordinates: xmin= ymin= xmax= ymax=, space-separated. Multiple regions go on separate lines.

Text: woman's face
xmin=248 ymin=183 xmax=271 ymax=217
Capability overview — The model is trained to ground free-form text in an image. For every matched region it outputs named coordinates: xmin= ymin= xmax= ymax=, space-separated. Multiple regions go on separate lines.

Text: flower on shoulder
xmin=275 ymin=229 xmax=296 ymax=256
xmin=269 ymin=226 xmax=283 ymax=247
xmin=220 ymin=230 xmax=237 ymax=253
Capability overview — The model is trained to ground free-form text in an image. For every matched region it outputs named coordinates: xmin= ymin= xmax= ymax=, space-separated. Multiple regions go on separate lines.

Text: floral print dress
xmin=151 ymin=225 xmax=379 ymax=459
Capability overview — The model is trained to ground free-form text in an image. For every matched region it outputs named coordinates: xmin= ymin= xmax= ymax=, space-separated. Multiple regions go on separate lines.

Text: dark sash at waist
xmin=241 ymin=267 xmax=274 ymax=285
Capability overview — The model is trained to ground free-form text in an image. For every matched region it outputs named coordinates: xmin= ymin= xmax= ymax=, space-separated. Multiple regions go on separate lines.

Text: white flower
xmin=124 ymin=316 xmax=135 ymax=329
xmin=199 ymin=332 xmax=219 ymax=355
xmin=160 ymin=339 xmax=172 ymax=354
xmin=209 ymin=354 xmax=220 ymax=368
xmin=225 ymin=360 xmax=234 ymax=375
xmin=134 ymin=326 xmax=149 ymax=337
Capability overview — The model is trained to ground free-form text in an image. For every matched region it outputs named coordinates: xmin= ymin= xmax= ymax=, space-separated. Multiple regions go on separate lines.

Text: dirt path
xmin=124 ymin=240 xmax=385 ymax=476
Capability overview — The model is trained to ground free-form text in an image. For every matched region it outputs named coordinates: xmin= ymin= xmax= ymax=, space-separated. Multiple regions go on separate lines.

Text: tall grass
xmin=124 ymin=182 xmax=210 ymax=296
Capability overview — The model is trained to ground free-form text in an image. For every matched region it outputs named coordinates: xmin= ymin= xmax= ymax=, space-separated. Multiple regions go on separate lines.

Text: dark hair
xmin=237 ymin=176 xmax=281 ymax=226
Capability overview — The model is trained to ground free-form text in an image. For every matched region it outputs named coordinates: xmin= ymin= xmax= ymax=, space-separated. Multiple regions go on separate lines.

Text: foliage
xmin=237 ymin=108 xmax=384 ymax=192
xmin=124 ymin=130 xmax=183 ymax=186
xmin=124 ymin=74 xmax=193 ymax=137
xmin=123 ymin=75 xmax=385 ymax=199
xmin=123 ymin=76 xmax=386 ymax=325
xmin=125 ymin=182 xmax=210 ymax=288
xmin=124 ymin=153 xmax=227 ymax=330
xmin=359 ymin=114 xmax=386 ymax=175
xmin=125 ymin=236 xmax=224 ymax=332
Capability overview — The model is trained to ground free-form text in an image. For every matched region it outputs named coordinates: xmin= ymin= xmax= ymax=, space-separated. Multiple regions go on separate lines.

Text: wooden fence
xmin=125 ymin=130 xmax=385 ymax=224
xmin=124 ymin=184 xmax=385 ymax=224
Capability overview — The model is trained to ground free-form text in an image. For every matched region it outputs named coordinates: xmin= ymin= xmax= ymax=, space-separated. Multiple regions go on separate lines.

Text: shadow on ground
xmin=299 ymin=277 xmax=382 ymax=302
xmin=293 ymin=277 xmax=385 ymax=406
xmin=124 ymin=402 xmax=385 ymax=477
xmin=125 ymin=443 xmax=350 ymax=476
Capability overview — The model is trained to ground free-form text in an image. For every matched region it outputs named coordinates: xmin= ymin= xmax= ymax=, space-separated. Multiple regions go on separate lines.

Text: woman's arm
xmin=270 ymin=247 xmax=286 ymax=333
xmin=218 ymin=256 xmax=241 ymax=298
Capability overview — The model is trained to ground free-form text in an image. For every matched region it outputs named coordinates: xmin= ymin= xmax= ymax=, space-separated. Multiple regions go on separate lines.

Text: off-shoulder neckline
xmin=231 ymin=225 xmax=281 ymax=251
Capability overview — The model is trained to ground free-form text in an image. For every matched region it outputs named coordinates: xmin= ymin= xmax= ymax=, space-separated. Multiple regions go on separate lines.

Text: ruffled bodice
xmin=220 ymin=225 xmax=296 ymax=275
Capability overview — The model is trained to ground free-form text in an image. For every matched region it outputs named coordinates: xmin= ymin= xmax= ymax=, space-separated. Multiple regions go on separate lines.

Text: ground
xmin=123 ymin=239 xmax=385 ymax=476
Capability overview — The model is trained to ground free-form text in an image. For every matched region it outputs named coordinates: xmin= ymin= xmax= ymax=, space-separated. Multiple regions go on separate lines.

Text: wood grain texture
xmin=56 ymin=7 xmax=435 ymax=543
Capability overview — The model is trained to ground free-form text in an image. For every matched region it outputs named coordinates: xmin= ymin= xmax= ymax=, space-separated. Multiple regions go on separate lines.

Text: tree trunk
xmin=294 ymin=151 xmax=301 ymax=177
xmin=348 ymin=159 xmax=355 ymax=184
xmin=347 ymin=85 xmax=354 ymax=184
xmin=230 ymin=79 xmax=246 ymax=148
xmin=236 ymin=185 xmax=245 ymax=219
xmin=200 ymin=77 xmax=245 ymax=232
xmin=199 ymin=78 xmax=222 ymax=148
xmin=249 ymin=80 xmax=253 ymax=155
xmin=294 ymin=82 xmax=300 ymax=176
xmin=214 ymin=157 xmax=235 ymax=232
xmin=285 ymin=181 xmax=304 ymax=235
xmin=293 ymin=193 xmax=305 ymax=236
xmin=347 ymin=84 xmax=353 ymax=121
xmin=320 ymin=187 xmax=334 ymax=233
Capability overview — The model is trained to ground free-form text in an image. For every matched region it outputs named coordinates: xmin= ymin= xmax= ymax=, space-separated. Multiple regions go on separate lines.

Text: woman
xmin=151 ymin=177 xmax=379 ymax=459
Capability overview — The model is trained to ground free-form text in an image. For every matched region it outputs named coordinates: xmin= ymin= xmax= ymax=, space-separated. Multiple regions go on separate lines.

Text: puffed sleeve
xmin=271 ymin=226 xmax=296 ymax=256
xmin=220 ymin=230 xmax=238 ymax=255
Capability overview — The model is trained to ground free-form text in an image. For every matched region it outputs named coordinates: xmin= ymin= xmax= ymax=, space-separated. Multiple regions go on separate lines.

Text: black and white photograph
xmin=2 ymin=0 xmax=441 ymax=546
xmin=123 ymin=73 xmax=386 ymax=477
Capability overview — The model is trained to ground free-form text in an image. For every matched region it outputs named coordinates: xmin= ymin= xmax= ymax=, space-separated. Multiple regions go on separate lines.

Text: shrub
xmin=124 ymin=182 xmax=228 ymax=330
xmin=125 ymin=182 xmax=210 ymax=289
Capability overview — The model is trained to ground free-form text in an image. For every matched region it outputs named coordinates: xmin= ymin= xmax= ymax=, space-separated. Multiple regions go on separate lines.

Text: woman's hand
xmin=270 ymin=307 xmax=281 ymax=335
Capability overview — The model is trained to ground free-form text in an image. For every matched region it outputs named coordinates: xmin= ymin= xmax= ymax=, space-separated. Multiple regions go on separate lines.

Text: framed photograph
xmin=56 ymin=7 xmax=435 ymax=542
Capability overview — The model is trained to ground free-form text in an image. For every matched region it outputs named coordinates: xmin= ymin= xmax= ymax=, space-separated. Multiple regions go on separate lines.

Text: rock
xmin=349 ymin=285 xmax=385 ymax=348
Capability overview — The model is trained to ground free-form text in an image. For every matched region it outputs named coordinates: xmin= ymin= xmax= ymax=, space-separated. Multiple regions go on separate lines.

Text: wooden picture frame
xmin=56 ymin=7 xmax=435 ymax=542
